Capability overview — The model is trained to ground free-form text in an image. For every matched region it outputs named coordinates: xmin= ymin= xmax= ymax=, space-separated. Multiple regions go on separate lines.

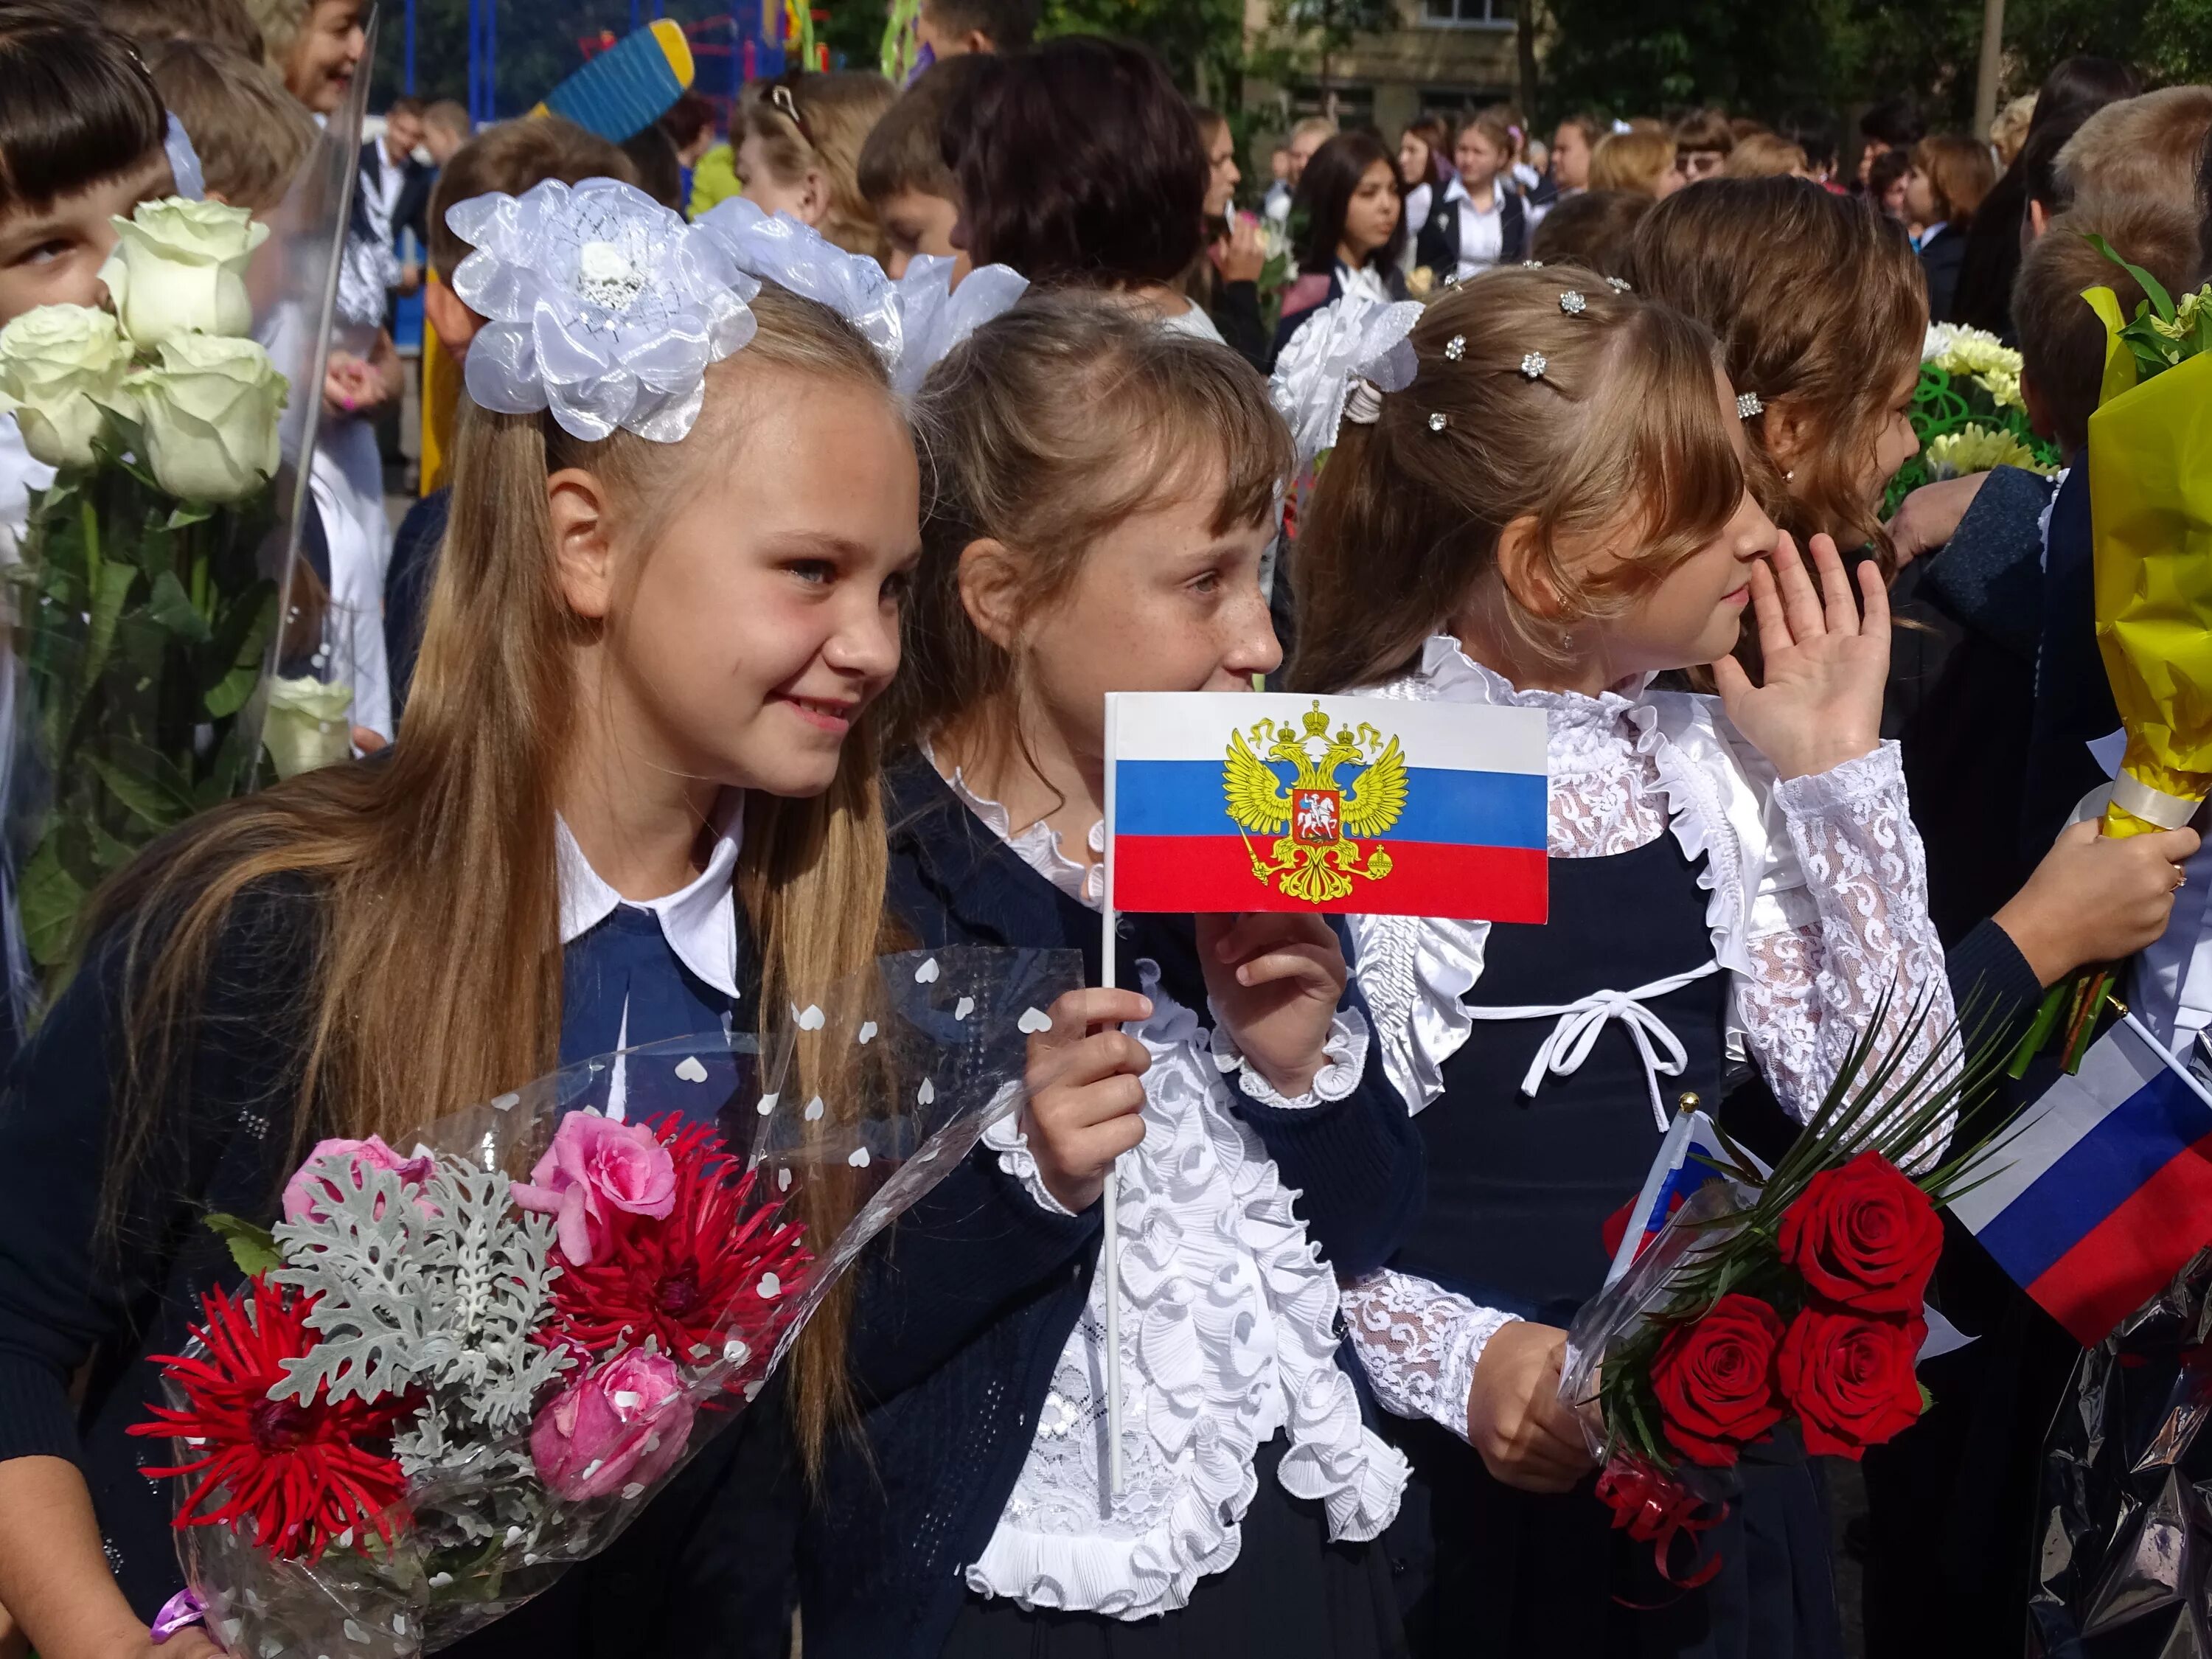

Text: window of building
xmin=1421 ymin=0 xmax=1515 ymax=26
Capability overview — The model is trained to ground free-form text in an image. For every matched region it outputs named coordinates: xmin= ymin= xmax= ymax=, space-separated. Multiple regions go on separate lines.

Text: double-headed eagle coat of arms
xmin=1222 ymin=701 xmax=1408 ymax=902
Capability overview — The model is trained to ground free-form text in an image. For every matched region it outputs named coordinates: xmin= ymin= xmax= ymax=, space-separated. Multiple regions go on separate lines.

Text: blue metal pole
xmin=484 ymin=0 xmax=496 ymax=122
xmin=629 ymin=0 xmax=639 ymax=28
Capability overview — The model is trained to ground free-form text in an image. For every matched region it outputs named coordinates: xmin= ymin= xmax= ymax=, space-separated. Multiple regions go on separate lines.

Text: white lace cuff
xmin=1770 ymin=741 xmax=1907 ymax=821
xmin=1210 ymin=1006 xmax=1371 ymax=1111
xmin=982 ymin=1110 xmax=1080 ymax=1217
xmin=1342 ymin=1270 xmax=1519 ymax=1442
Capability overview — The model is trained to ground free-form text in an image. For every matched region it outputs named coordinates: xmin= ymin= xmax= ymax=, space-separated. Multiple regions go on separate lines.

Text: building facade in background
xmin=1242 ymin=0 xmax=1520 ymax=142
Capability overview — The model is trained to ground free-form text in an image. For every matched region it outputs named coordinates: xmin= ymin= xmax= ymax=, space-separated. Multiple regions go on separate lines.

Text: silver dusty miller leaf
xmin=268 ymin=1163 xmax=432 ymax=1405
xmin=267 ymin=1152 xmax=567 ymax=1454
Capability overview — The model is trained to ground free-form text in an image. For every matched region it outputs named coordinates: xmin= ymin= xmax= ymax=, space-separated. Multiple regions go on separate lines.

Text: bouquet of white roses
xmin=0 ymin=196 xmax=299 ymax=992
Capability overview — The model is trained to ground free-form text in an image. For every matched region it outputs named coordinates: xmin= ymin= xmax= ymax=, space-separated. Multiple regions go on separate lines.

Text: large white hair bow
xmin=695 ymin=200 xmax=1028 ymax=396
xmin=1267 ymin=291 xmax=1425 ymax=472
xmin=448 ymin=178 xmax=759 ymax=443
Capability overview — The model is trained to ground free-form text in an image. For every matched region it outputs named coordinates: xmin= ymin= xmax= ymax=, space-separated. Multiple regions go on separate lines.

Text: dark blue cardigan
xmin=794 ymin=752 xmax=1424 ymax=1659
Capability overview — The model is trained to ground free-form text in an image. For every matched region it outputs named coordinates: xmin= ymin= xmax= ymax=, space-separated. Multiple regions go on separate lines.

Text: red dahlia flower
xmin=546 ymin=1116 xmax=812 ymax=1371
xmin=129 ymin=1280 xmax=413 ymax=1562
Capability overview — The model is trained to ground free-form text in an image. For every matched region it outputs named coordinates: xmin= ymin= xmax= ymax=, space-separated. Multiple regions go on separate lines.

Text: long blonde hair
xmin=88 ymin=285 xmax=894 ymax=1467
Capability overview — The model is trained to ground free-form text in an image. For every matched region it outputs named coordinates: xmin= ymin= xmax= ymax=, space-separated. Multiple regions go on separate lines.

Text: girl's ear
xmin=1495 ymin=514 xmax=1569 ymax=620
xmin=798 ymin=166 xmax=833 ymax=228
xmin=956 ymin=537 xmax=1026 ymax=651
xmin=1760 ymin=397 xmax=1816 ymax=483
xmin=547 ymin=467 xmax=619 ymax=619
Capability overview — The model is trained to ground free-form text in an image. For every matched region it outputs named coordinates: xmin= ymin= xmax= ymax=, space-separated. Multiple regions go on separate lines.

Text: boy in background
xmin=389 ymin=116 xmax=633 ymax=716
xmin=914 ymin=0 xmax=1034 ymax=60
xmin=146 ymin=37 xmax=314 ymax=215
xmin=856 ymin=55 xmax=987 ymax=279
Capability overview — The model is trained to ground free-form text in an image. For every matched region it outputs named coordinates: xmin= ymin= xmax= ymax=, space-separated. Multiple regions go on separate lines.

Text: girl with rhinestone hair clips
xmin=1280 ymin=265 xmax=1956 ymax=1655
xmin=0 ymin=179 xmax=1006 ymax=1659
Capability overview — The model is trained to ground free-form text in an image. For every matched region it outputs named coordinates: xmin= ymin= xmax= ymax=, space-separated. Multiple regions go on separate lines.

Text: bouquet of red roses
xmin=1561 ymin=1001 xmax=1989 ymax=1585
xmin=131 ymin=946 xmax=1077 ymax=1656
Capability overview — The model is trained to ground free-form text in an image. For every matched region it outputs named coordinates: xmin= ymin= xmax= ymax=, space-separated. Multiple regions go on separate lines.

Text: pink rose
xmin=529 ymin=1349 xmax=695 ymax=1503
xmin=510 ymin=1111 xmax=675 ymax=1266
xmin=281 ymin=1135 xmax=437 ymax=1223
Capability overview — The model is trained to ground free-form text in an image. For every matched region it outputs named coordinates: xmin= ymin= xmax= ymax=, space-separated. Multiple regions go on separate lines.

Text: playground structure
xmin=400 ymin=1 xmax=830 ymax=124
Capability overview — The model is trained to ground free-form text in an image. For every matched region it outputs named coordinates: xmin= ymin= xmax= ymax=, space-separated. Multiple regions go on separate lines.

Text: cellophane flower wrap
xmin=1881 ymin=324 xmax=2062 ymax=515
xmin=1560 ymin=1001 xmax=1984 ymax=1584
xmin=0 ymin=53 xmax=371 ymax=1023
xmin=133 ymin=945 xmax=1080 ymax=1656
xmin=2031 ymin=1245 xmax=2212 ymax=1654
xmin=2076 ymin=240 xmax=2212 ymax=840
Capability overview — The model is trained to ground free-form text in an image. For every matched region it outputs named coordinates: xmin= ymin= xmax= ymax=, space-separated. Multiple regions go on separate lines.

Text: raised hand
xmin=1711 ymin=531 xmax=1888 ymax=782
xmin=1197 ymin=911 xmax=1348 ymax=1099
xmin=1020 ymin=987 xmax=1153 ymax=1213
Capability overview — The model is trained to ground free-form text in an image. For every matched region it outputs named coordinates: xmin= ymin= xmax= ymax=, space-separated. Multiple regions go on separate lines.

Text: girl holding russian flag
xmin=1282 ymin=264 xmax=1958 ymax=1658
xmin=788 ymin=293 xmax=1422 ymax=1659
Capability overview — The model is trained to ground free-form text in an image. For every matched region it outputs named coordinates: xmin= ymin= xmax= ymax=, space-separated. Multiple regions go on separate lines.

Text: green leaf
xmin=204 ymin=1211 xmax=282 ymax=1276
xmin=165 ymin=503 xmax=215 ymax=531
xmin=146 ymin=570 xmax=212 ymax=644
xmin=2084 ymin=232 xmax=2176 ymax=322
xmin=1918 ymin=1382 xmax=1935 ymax=1414
xmin=75 ymin=557 xmax=139 ymax=700
xmin=18 ymin=835 xmax=86 ymax=968
xmin=201 ymin=585 xmax=273 ymax=719
xmin=85 ymin=751 xmax=191 ymax=832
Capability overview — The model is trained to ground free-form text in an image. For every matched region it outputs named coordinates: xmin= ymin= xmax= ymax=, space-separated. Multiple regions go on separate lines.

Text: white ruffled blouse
xmin=1338 ymin=636 xmax=1957 ymax=1441
xmin=940 ymin=767 xmax=1409 ymax=1619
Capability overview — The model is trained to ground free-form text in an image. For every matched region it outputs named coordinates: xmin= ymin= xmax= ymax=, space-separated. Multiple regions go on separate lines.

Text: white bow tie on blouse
xmin=1464 ymin=959 xmax=1725 ymax=1130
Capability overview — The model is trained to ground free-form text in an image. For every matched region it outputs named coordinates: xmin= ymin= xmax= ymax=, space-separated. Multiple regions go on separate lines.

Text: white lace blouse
xmin=1339 ymin=636 xmax=1957 ymax=1441
xmin=936 ymin=764 xmax=1409 ymax=1619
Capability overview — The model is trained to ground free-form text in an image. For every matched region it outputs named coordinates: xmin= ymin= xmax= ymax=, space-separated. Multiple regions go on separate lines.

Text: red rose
xmin=1778 ymin=1150 xmax=1943 ymax=1317
xmin=1777 ymin=1305 xmax=1927 ymax=1459
xmin=1649 ymin=1293 xmax=1787 ymax=1468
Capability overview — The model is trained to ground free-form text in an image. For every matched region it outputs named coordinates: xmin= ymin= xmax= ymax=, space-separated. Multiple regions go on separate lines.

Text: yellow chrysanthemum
xmin=1927 ymin=422 xmax=2057 ymax=479
xmin=1927 ymin=323 xmax=2026 ymax=408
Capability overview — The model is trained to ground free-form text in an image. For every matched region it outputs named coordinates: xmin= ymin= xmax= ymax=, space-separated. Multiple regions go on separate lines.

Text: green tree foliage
xmin=1541 ymin=0 xmax=2204 ymax=128
xmin=1042 ymin=0 xmax=1251 ymax=97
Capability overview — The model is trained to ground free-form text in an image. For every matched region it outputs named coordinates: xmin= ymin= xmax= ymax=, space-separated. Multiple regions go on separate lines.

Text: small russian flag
xmin=1103 ymin=692 xmax=1548 ymax=922
xmin=1599 ymin=1108 xmax=1759 ymax=1287
xmin=1952 ymin=1018 xmax=2212 ymax=1346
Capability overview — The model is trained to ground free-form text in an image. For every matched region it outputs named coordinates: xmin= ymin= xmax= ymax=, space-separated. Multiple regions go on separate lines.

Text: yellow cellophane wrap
xmin=2087 ymin=338 xmax=2212 ymax=838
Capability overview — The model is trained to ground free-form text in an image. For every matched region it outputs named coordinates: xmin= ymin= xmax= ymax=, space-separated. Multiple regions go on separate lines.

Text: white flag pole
xmin=1099 ymin=695 xmax=1125 ymax=1498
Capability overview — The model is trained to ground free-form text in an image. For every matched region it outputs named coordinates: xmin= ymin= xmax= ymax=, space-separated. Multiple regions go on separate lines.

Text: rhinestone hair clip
xmin=1736 ymin=391 xmax=1764 ymax=420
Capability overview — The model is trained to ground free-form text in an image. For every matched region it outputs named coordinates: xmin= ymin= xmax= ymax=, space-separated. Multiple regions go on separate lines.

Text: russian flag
xmin=1599 ymin=1108 xmax=1762 ymax=1287
xmin=1951 ymin=1018 xmax=2212 ymax=1346
xmin=1104 ymin=691 xmax=1548 ymax=922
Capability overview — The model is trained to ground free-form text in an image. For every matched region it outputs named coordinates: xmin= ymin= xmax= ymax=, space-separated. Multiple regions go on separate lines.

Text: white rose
xmin=128 ymin=334 xmax=288 ymax=503
xmin=261 ymin=675 xmax=355 ymax=778
xmin=99 ymin=196 xmax=271 ymax=346
xmin=0 ymin=305 xmax=136 ymax=468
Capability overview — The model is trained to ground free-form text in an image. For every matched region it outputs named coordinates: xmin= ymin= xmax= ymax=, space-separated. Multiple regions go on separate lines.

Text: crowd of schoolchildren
xmin=0 ymin=0 xmax=2206 ymax=1654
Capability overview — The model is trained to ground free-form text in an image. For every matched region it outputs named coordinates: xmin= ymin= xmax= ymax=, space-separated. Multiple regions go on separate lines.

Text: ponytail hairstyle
xmin=87 ymin=285 xmax=896 ymax=1472
xmin=891 ymin=291 xmax=1290 ymax=773
xmin=1623 ymin=177 xmax=1924 ymax=566
xmin=1287 ymin=265 xmax=1744 ymax=695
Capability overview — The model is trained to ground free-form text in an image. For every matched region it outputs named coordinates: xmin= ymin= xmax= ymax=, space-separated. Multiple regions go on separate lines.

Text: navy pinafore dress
xmin=1381 ymin=832 xmax=1843 ymax=1659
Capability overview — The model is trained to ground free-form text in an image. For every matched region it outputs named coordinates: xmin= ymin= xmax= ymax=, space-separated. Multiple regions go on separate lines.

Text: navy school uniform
xmin=0 ymin=813 xmax=799 ymax=1659
xmin=793 ymin=749 xmax=1425 ymax=1659
xmin=1382 ymin=833 xmax=1842 ymax=1659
